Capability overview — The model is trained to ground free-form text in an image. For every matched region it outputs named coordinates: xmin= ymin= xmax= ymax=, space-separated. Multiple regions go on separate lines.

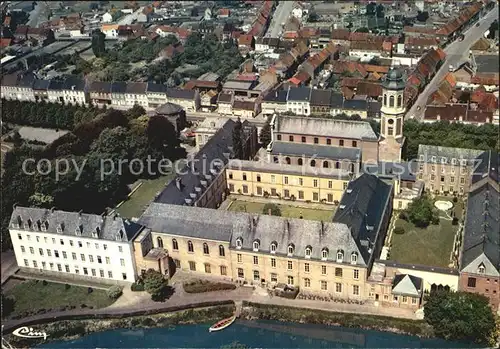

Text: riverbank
xmin=240 ymin=302 xmax=435 ymax=338
xmin=5 ymin=304 xmax=235 ymax=348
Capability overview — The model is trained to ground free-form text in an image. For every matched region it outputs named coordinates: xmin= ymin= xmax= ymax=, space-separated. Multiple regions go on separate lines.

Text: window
xmin=321 ymin=249 xmax=328 ymax=260
xmin=24 ymin=259 xmax=29 ymax=267
xmin=460 ymin=177 xmax=465 ymax=184
xmin=327 ymin=138 xmax=331 ymax=145
xmin=353 ymin=269 xmax=359 ymax=280
xmin=122 ymin=273 xmax=127 ymax=280
xmin=80 ymin=253 xmax=85 ymax=261
xmin=256 ymin=174 xmax=261 ymax=182
xmin=157 ymin=237 xmax=164 ymax=248
xmin=284 ymin=176 xmax=289 ymax=184
xmin=335 ymin=283 xmax=342 ymax=293
xmin=271 ymin=273 xmax=278 ymax=283
xmin=335 ymin=268 xmax=343 ymax=277
xmin=323 ymin=160 xmax=329 ymax=168
xmin=313 ymin=179 xmax=318 ymax=187
xmin=120 ymin=258 xmax=125 ymax=266
xmin=402 ymin=296 xmax=407 ymax=303
xmin=106 ymin=256 xmax=110 ymax=264
xmin=204 ymin=263 xmax=211 ymax=273
xmin=321 ymin=265 xmax=327 ymax=275
xmin=29 ymin=247 xmax=34 ymax=254
xmin=287 ymin=261 xmax=293 ymax=270
xmin=301 ymin=136 xmax=306 ymax=143
xmin=242 ymin=173 xmax=247 ymax=181
xmin=310 ymin=159 xmax=316 ymax=167
xmin=298 ymin=190 xmax=304 ymax=199
xmin=450 ymin=176 xmax=455 ymax=183
xmin=238 ymin=268 xmax=244 ymax=278
xmin=271 ymin=258 xmax=276 ymax=268
xmin=108 ymin=271 xmax=113 ymax=278
xmin=478 ymin=264 xmax=485 ymax=274
xmin=314 ymin=137 xmax=319 ymax=144
xmin=389 ymin=95 xmax=394 ymax=107
xmin=58 ymin=264 xmax=63 ymax=272
xmin=219 ymin=245 xmax=225 ymax=257
xmin=21 ymin=246 xmax=26 ymax=253
xmin=89 ymin=255 xmax=94 ymax=263
xmin=289 ymin=135 xmax=294 ymax=142
xmin=220 ymin=265 xmax=227 ymax=275
xmin=339 ymin=139 xmax=344 ymax=147
xmin=270 ymin=242 xmax=277 ymax=253
xmin=253 ymin=240 xmax=260 ymax=251
xmin=60 ymin=239 xmax=64 ymax=245
xmin=39 ymin=248 xmax=44 ymax=256
xmin=256 ymin=186 xmax=262 ymax=195
xmin=304 ymin=278 xmax=311 ymax=287
xmin=277 ymin=135 xmax=282 ymax=141
xmin=78 ymin=241 xmax=82 ymax=248
xmin=352 ymin=141 xmax=357 ymax=147
xmin=298 ymin=178 xmax=303 ymax=185
xmin=313 ymin=192 xmax=319 ymax=201
xmin=253 ymin=256 xmax=259 ymax=265
xmin=91 ymin=268 xmax=96 ymax=276
xmin=65 ymin=265 xmax=70 ymax=273
xmin=189 ymin=261 xmax=196 ymax=271
xmin=336 ymin=251 xmax=343 ymax=262
xmin=188 ymin=240 xmax=194 ymax=252
xmin=321 ymin=281 xmax=328 ymax=290
xmin=353 ymin=285 xmax=360 ymax=296
xmin=253 ymin=270 xmax=260 ymax=281
xmin=467 ymin=277 xmax=476 ymax=288
xmin=411 ymin=297 xmax=418 ymax=305
xmin=118 ymin=246 xmax=123 ymax=253
xmin=287 ymin=276 xmax=294 ymax=285
xmin=237 ymin=253 xmax=242 ymax=263
xmin=327 ymin=194 xmax=333 ymax=203
xmin=99 ymin=269 xmax=105 ymax=278
xmin=271 ymin=175 xmax=276 ymax=183
xmin=305 ymin=247 xmax=312 ymax=258
xmin=343 ymin=182 xmax=348 ymax=190
xmin=229 ymin=184 xmax=235 ymax=192
xmin=33 ymin=260 xmax=38 ymax=268
xmin=71 ymin=252 xmax=76 ymax=260
xmin=62 ymin=251 xmax=67 ymax=259
xmin=271 ymin=187 xmax=277 ymax=196
xmin=304 ymin=263 xmax=310 ymax=273
xmin=203 ymin=243 xmax=210 ymax=255
xmin=351 ymin=253 xmax=358 ymax=264
xmin=97 ymin=256 xmax=102 ymax=264
xmin=298 ymin=158 xmax=303 ymax=166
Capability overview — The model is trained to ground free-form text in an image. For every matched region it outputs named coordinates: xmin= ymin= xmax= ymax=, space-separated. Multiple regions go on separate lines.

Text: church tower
xmin=378 ymin=67 xmax=406 ymax=162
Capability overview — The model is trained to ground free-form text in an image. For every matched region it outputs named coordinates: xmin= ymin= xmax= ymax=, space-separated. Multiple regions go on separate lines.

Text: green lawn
xmin=390 ymin=218 xmax=457 ymax=267
xmin=4 ymin=280 xmax=115 ymax=318
xmin=228 ymin=200 xmax=335 ymax=221
xmin=117 ymin=175 xmax=173 ymax=219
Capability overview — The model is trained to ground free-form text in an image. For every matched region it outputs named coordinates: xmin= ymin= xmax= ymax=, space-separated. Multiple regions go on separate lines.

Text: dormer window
xmin=92 ymin=227 xmax=100 ymax=238
xmin=24 ymin=218 xmax=33 ymax=230
xmin=75 ymin=225 xmax=82 ymax=236
xmin=419 ymin=155 xmax=424 ymax=161
xmin=56 ymin=223 xmax=64 ymax=233
xmin=236 ymin=237 xmax=243 ymax=249
xmin=270 ymin=242 xmax=277 ymax=254
xmin=351 ymin=252 xmax=358 ymax=264
xmin=253 ymin=240 xmax=260 ymax=252
xmin=336 ymin=250 xmax=344 ymax=263
xmin=116 ymin=229 xmax=124 ymax=241
xmin=305 ymin=246 xmax=312 ymax=259
xmin=451 ymin=158 xmax=457 ymax=165
xmin=478 ymin=264 xmax=485 ymax=274
xmin=40 ymin=221 xmax=48 ymax=232
xmin=287 ymin=244 xmax=295 ymax=256
xmin=431 ymin=156 xmax=436 ymax=162
xmin=321 ymin=248 xmax=329 ymax=261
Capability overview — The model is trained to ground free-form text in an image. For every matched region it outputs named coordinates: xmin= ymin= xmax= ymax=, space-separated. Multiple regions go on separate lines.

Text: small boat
xmin=209 ymin=316 xmax=236 ymax=332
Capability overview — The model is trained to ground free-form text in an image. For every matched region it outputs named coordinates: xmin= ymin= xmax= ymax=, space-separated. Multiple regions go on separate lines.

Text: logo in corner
xmin=12 ymin=327 xmax=48 ymax=341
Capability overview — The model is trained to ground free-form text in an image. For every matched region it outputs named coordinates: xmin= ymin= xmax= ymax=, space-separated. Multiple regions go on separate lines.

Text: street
xmin=265 ymin=1 xmax=295 ymax=38
xmin=406 ymin=5 xmax=499 ymax=120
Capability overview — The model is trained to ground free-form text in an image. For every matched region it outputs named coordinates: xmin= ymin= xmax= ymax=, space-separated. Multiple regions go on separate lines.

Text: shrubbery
xmin=393 ymin=226 xmax=405 ymax=235
xmin=131 ymin=282 xmax=145 ymax=292
xmin=107 ymin=285 xmax=123 ymax=299
xmin=183 ymin=280 xmax=236 ymax=294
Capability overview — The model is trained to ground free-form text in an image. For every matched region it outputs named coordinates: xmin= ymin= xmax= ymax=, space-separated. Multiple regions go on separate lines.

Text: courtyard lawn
xmin=228 ymin=200 xmax=335 ymax=221
xmin=116 ymin=175 xmax=173 ymax=219
xmin=4 ymin=280 xmax=115 ymax=318
xmin=390 ymin=218 xmax=457 ymax=268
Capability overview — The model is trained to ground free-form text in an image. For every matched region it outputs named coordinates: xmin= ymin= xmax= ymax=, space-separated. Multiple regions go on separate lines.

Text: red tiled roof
xmin=238 ymin=34 xmax=254 ymax=46
xmin=363 ymin=64 xmax=389 ymax=73
xmin=331 ymin=29 xmax=350 ymax=41
xmin=349 ymin=32 xmax=370 ymax=42
xmin=235 ymin=74 xmax=259 ymax=81
xmin=341 ymin=86 xmax=355 ymax=99
xmin=403 ymin=26 xmax=435 ymax=34
xmin=183 ymin=80 xmax=220 ymax=90
xmin=471 ymin=73 xmax=500 ymax=86
xmin=342 ymin=77 xmax=362 ymax=88
xmin=382 ymin=41 xmax=393 ymax=52
xmin=283 ymin=32 xmax=299 ymax=39
xmin=405 ymin=36 xmax=439 ymax=46
xmin=219 ymin=8 xmax=230 ymax=16
xmin=0 ymin=38 xmax=12 ymax=48
xmin=356 ymin=81 xmax=382 ymax=98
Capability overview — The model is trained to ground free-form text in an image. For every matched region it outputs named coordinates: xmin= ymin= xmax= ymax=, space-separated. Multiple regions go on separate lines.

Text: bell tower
xmin=378 ymin=67 xmax=406 ymax=162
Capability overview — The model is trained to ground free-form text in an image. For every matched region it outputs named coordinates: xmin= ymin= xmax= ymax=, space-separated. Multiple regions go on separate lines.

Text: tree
xmin=232 ymin=117 xmax=243 ymax=159
xmin=143 ymin=269 xmax=169 ymax=301
xmin=259 ymin=120 xmax=272 ymax=148
xmin=424 ymin=291 xmax=497 ymax=345
xmin=1 ymin=294 xmax=15 ymax=318
xmin=405 ymin=195 xmax=437 ymax=228
xmin=91 ymin=29 xmax=106 ymax=57
xmin=416 ymin=11 xmax=429 ymax=22
xmin=263 ymin=203 xmax=281 ymax=216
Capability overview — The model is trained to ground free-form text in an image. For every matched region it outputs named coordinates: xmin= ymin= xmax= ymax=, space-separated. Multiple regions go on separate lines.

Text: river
xmin=37 ymin=320 xmax=473 ymax=348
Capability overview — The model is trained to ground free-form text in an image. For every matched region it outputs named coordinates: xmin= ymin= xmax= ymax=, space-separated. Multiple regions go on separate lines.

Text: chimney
xmin=175 ymin=177 xmax=182 ymax=190
xmin=284 ymin=220 xmax=289 ymax=234
xmin=437 ymin=114 xmax=440 ymax=121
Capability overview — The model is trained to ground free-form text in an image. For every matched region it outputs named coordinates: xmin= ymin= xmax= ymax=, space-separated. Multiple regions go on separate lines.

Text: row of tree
xmin=1 ymin=104 xmax=185 ymax=250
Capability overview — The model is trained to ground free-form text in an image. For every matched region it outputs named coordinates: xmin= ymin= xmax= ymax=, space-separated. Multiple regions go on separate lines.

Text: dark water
xmin=38 ymin=320 xmax=473 ymax=348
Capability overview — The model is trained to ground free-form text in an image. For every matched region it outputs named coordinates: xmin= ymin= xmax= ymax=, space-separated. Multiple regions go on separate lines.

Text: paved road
xmin=266 ymin=1 xmax=296 ymax=38
xmin=118 ymin=6 xmax=145 ymax=25
xmin=26 ymin=1 xmax=50 ymax=28
xmin=406 ymin=5 xmax=498 ymax=121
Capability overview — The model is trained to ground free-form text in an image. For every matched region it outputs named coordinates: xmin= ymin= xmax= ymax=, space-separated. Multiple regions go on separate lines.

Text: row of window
xmin=230 ymin=173 xmax=348 ymax=189
xmin=23 ymin=259 xmax=128 ymax=280
xmin=229 ymin=185 xmax=340 ymax=203
xmin=20 ymin=246 xmax=126 ymax=266
xmin=238 ymin=255 xmax=359 ymax=278
xmin=16 ymin=234 xmax=124 ymax=252
xmin=276 ymin=134 xmax=358 ymax=148
xmin=159 ymin=237 xmax=226 ymax=256
xmin=427 ymin=174 xmax=466 ymax=184
xmin=272 ymin=157 xmax=357 ymax=171
xmin=418 ymin=155 xmax=469 ymax=166
xmin=428 ymin=185 xmax=465 ymax=194
xmin=179 ymin=259 xmax=228 ymax=276
xmin=383 ymin=94 xmax=403 ymax=108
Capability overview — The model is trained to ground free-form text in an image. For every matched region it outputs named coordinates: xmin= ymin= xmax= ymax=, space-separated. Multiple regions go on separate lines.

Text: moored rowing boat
xmin=208 ymin=316 xmax=236 ymax=332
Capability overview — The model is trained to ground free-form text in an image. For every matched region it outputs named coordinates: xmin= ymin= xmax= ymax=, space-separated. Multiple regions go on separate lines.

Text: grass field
xmin=228 ymin=200 xmax=335 ymax=221
xmin=390 ymin=218 xmax=457 ymax=267
xmin=116 ymin=175 xmax=173 ymax=219
xmin=4 ymin=280 xmax=115 ymax=317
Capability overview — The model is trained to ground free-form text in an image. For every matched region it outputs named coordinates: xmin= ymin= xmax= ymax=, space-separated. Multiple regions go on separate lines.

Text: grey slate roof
xmin=154 ymin=119 xmax=239 ymax=205
xmin=139 ymin=202 xmax=365 ymax=266
xmin=10 ymin=206 xmax=145 ymax=242
xmin=333 ymin=174 xmax=393 ymax=263
xmin=167 ymin=87 xmax=195 ymax=100
xmin=47 ymin=80 xmax=64 ymax=91
xmin=62 ymin=76 xmax=86 ymax=91
xmin=417 ymin=145 xmax=483 ymax=165
xmin=460 ymin=182 xmax=499 ymax=276
xmin=271 ymin=141 xmax=361 ymax=161
xmin=227 ymin=159 xmax=351 ymax=180
xmin=263 ymin=89 xmax=288 ymax=103
xmin=343 ymin=99 xmax=367 ymax=111
xmin=17 ymin=73 xmax=36 ymax=88
xmin=111 ymin=81 xmax=127 ymax=93
xmin=218 ymin=92 xmax=233 ymax=103
xmin=287 ymin=86 xmax=311 ymax=102
xmin=310 ymin=89 xmax=332 ymax=106
xmin=33 ymin=79 xmax=51 ymax=91
xmin=274 ymin=115 xmax=378 ymax=140
xmin=147 ymin=82 xmax=168 ymax=93
xmin=392 ymin=274 xmax=423 ymax=297
xmin=471 ymin=150 xmax=499 ymax=185
xmin=362 ymin=161 xmax=417 ymax=181
xmin=90 ymin=81 xmax=112 ymax=93
xmin=126 ymin=82 xmax=147 ymax=94
xmin=330 ymin=92 xmax=344 ymax=108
